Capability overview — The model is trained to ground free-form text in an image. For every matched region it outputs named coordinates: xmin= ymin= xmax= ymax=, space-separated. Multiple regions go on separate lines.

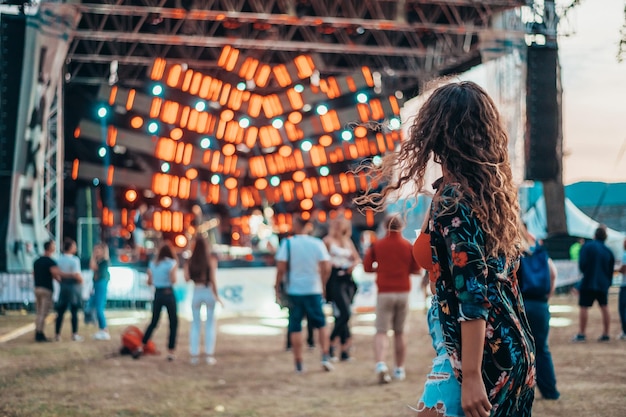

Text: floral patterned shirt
xmin=429 ymin=182 xmax=536 ymax=416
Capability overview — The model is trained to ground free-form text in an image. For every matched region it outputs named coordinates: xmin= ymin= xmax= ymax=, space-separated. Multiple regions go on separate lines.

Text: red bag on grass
xmin=119 ymin=325 xmax=158 ymax=357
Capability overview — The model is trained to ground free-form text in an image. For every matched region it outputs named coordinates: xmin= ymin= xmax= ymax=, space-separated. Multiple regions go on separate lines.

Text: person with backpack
xmin=518 ymin=226 xmax=560 ymax=400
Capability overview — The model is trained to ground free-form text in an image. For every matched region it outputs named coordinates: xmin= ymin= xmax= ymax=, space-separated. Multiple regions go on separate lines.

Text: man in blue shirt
xmin=574 ymin=226 xmax=616 ymax=342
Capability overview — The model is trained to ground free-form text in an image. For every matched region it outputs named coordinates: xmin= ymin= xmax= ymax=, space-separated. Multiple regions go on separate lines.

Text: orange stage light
xmin=301 ymin=211 xmax=311 ymax=220
xmin=125 ymin=89 xmax=136 ymax=111
xmin=160 ymin=196 xmax=172 ymax=208
xmin=186 ymin=168 xmax=198 ymax=180
xmin=300 ymin=199 xmax=313 ymax=211
xmin=170 ymin=128 xmax=183 ymax=140
xmin=292 ymin=170 xmax=306 ymax=183
xmin=222 ymin=143 xmax=236 ymax=156
xmin=71 ymin=159 xmax=79 ymax=180
xmin=166 ymin=64 xmax=182 ymax=87
xmin=354 ymin=125 xmax=368 ymax=138
xmin=288 ymin=111 xmax=303 ymax=124
xmin=108 ymin=86 xmax=118 ymax=106
xmin=125 ymin=189 xmax=137 ymax=203
xmin=224 ymin=177 xmax=238 ymax=190
xmin=330 ymin=193 xmax=343 ymax=206
xmin=254 ymin=178 xmax=268 ymax=190
xmin=220 ymin=109 xmax=234 ymax=122
xmin=130 ymin=116 xmax=144 ymax=129
xmin=150 ymin=58 xmax=167 ymax=81
xmin=278 ymin=145 xmax=292 ymax=157
xmin=174 ymin=234 xmax=188 ymax=248
xmin=294 ymin=55 xmax=315 ymax=79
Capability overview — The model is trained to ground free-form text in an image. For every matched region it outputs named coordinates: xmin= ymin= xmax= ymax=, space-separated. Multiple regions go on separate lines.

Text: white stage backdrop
xmin=5 ymin=6 xmax=79 ymax=272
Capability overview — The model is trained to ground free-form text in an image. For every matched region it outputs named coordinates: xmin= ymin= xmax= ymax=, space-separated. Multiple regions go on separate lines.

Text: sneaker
xmin=376 ymin=362 xmax=391 ymax=384
xmin=71 ymin=334 xmax=84 ymax=342
xmin=35 ymin=332 xmax=50 ymax=343
xmin=340 ymin=351 xmax=352 ymax=362
xmin=571 ymin=334 xmax=586 ymax=343
xmin=393 ymin=367 xmax=406 ymax=381
xmin=92 ymin=330 xmax=111 ymax=341
xmin=597 ymin=334 xmax=610 ymax=342
xmin=295 ymin=361 xmax=304 ymax=374
xmin=190 ymin=356 xmax=200 ymax=365
xmin=618 ymin=333 xmax=626 ymax=341
xmin=206 ymin=356 xmax=217 ymax=365
xmin=321 ymin=359 xmax=334 ymax=372
xmin=54 ymin=334 xmax=61 ymax=342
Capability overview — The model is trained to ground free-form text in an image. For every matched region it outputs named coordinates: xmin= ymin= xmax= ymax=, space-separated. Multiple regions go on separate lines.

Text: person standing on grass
xmin=32 ymin=240 xmax=62 ymax=342
xmin=138 ymin=241 xmax=179 ymax=361
xmin=357 ymin=81 xmax=536 ymax=416
xmin=617 ymin=239 xmax=626 ymax=340
xmin=518 ymin=226 xmax=560 ymax=400
xmin=363 ymin=215 xmax=420 ymax=384
xmin=574 ymin=226 xmax=615 ymax=342
xmin=274 ymin=215 xmax=333 ymax=373
xmin=184 ymin=234 xmax=222 ymax=365
xmin=55 ymin=238 xmax=84 ymax=342
xmin=89 ymin=243 xmax=111 ymax=341
xmin=323 ymin=217 xmax=361 ymax=362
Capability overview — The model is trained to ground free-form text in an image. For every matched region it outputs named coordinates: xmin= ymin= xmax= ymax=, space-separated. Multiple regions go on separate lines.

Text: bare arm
xmin=460 ymin=319 xmax=492 ymax=417
xmin=209 ymin=255 xmax=222 ymax=304
xmin=183 ymin=263 xmax=191 ymax=282
xmin=146 ymin=269 xmax=153 ymax=286
xmin=319 ymin=259 xmax=332 ymax=298
xmin=169 ymin=262 xmax=178 ymax=285
xmin=89 ymin=255 xmax=98 ymax=272
xmin=49 ymin=265 xmax=62 ymax=282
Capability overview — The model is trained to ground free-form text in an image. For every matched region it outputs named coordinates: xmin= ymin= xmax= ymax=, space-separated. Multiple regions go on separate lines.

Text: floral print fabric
xmin=429 ymin=183 xmax=536 ymax=417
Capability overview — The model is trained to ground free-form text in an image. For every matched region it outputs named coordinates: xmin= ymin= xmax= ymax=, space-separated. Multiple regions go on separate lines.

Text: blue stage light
xmin=341 ymin=130 xmax=353 ymax=141
xmin=147 ymin=121 xmax=159 ymax=134
xmin=97 ymin=106 xmax=108 ymax=118
xmin=98 ymin=147 xmax=107 ymax=158
xmin=161 ymin=162 xmax=170 ymax=173
xmin=239 ymin=117 xmax=250 ymax=128
xmin=151 ymin=84 xmax=164 ymax=96
xmin=200 ymin=137 xmax=211 ymax=149
xmin=294 ymin=84 xmax=304 ymax=93
xmin=271 ymin=119 xmax=284 ymax=129
xmin=356 ymin=92 xmax=368 ymax=104
xmin=316 ymin=104 xmax=328 ymax=116
xmin=300 ymin=140 xmax=313 ymax=152
xmin=270 ymin=176 xmax=281 ymax=187
xmin=195 ymin=101 xmax=207 ymax=112
xmin=211 ymin=174 xmax=221 ymax=185
xmin=319 ymin=166 xmax=330 ymax=176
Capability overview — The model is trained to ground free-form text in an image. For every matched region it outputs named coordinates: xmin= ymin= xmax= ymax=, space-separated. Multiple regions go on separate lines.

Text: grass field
xmin=1 ymin=290 xmax=625 ymax=417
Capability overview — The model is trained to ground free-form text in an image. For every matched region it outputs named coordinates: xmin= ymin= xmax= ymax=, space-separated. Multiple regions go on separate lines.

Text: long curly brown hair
xmin=356 ymin=80 xmax=522 ymax=262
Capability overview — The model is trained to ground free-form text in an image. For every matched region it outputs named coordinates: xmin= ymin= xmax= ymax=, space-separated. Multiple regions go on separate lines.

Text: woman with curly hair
xmin=358 ymin=80 xmax=535 ymax=417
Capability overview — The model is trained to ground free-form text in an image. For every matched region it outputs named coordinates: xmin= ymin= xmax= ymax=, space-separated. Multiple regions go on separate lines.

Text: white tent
xmin=523 ymin=197 xmax=625 ymax=259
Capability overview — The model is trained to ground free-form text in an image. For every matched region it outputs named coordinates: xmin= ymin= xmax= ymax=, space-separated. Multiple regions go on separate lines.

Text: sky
xmin=558 ymin=0 xmax=626 ymax=184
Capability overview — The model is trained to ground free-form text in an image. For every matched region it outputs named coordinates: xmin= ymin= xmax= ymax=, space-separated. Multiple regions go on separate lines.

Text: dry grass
xmin=1 ymin=290 xmax=625 ymax=417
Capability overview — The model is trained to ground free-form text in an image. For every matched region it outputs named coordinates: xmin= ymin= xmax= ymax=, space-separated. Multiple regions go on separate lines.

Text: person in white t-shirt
xmin=54 ymin=238 xmax=84 ymax=342
xmin=275 ymin=215 xmax=332 ymax=373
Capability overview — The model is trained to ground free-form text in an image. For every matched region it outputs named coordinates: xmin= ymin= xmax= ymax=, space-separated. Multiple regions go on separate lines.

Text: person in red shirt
xmin=363 ymin=215 xmax=421 ymax=383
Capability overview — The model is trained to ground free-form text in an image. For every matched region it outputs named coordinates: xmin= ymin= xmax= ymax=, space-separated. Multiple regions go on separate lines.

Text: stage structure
xmin=1 ymin=0 xmax=535 ymax=274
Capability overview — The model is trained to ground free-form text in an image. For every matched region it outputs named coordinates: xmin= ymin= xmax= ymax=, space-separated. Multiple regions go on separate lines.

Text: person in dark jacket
xmin=574 ymin=226 xmax=616 ymax=342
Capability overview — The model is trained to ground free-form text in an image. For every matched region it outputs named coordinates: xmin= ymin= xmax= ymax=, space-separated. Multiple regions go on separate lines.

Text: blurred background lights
xmin=319 ymin=166 xmax=330 ymax=176
xmin=356 ymin=92 xmax=368 ymax=104
xmin=270 ymin=176 xmax=280 ymax=187
xmin=147 ymin=121 xmax=159 ymax=134
xmin=238 ymin=117 xmax=250 ymax=128
xmin=92 ymin=178 xmax=100 ymax=186
xmin=271 ymin=118 xmax=284 ymax=129
xmin=300 ymin=140 xmax=312 ymax=152
xmin=330 ymin=193 xmax=343 ymax=206
xmin=194 ymin=101 xmax=207 ymax=112
xmin=372 ymin=155 xmax=383 ymax=166
xmin=211 ymin=174 xmax=221 ymax=185
xmin=160 ymin=195 xmax=172 ymax=208
xmin=236 ymin=82 xmax=246 ymax=91
xmin=124 ymin=189 xmax=137 ymax=203
xmin=294 ymin=84 xmax=304 ymax=93
xmin=200 ymin=137 xmax=211 ymax=149
xmin=160 ymin=162 xmax=170 ymax=172
xmin=174 ymin=234 xmax=188 ymax=248
xmin=98 ymin=147 xmax=107 ymax=157
xmin=316 ymin=104 xmax=328 ymax=116
xmin=151 ymin=84 xmax=163 ymax=96
xmin=302 ymin=104 xmax=312 ymax=112
xmin=341 ymin=130 xmax=353 ymax=141
xmin=389 ymin=117 xmax=401 ymax=130
xmin=97 ymin=106 xmax=108 ymax=118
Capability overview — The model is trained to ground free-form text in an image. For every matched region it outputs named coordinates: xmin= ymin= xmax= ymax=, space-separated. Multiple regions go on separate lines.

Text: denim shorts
xmin=416 ymin=297 xmax=465 ymax=417
xmin=287 ymin=294 xmax=326 ymax=333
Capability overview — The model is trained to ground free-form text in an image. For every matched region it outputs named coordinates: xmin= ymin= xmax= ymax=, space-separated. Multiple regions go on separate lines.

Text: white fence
xmin=0 ymin=260 xmax=588 ymax=311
